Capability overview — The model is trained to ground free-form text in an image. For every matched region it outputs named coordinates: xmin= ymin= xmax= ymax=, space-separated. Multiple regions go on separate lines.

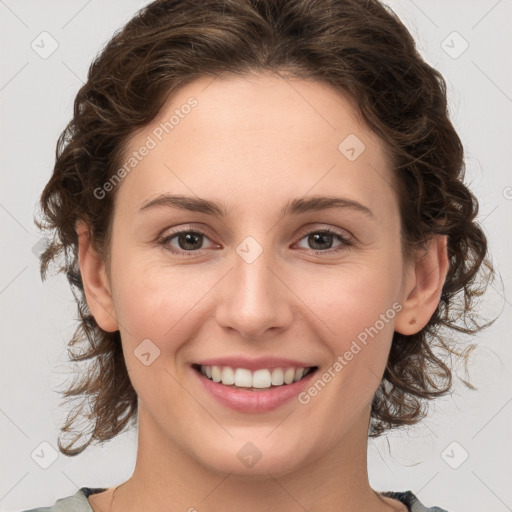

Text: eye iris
xmin=309 ymin=232 xmax=333 ymax=250
xmin=178 ymin=232 xmax=203 ymax=250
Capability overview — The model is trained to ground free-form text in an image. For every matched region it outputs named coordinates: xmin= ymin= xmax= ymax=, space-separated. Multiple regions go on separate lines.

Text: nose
xmin=214 ymin=246 xmax=294 ymax=340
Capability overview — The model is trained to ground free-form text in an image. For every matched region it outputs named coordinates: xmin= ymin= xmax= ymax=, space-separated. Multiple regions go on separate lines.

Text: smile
xmin=192 ymin=364 xmax=319 ymax=413
xmin=196 ymin=364 xmax=317 ymax=390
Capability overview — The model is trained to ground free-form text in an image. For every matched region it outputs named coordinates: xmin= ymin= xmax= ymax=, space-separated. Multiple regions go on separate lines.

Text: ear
xmin=76 ymin=221 xmax=119 ymax=332
xmin=394 ymin=234 xmax=449 ymax=335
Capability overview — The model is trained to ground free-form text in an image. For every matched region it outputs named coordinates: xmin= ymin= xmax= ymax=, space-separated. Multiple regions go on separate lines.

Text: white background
xmin=1 ymin=1 xmax=511 ymax=511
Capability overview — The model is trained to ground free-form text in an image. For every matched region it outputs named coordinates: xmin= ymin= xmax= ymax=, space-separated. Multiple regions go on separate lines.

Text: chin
xmin=192 ymin=432 xmax=311 ymax=479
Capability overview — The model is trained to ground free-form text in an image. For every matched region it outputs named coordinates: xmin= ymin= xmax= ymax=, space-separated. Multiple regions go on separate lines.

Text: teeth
xmin=271 ymin=368 xmax=284 ymax=386
xmin=252 ymin=369 xmax=271 ymax=389
xmin=234 ymin=368 xmax=253 ymax=387
xmin=221 ymin=366 xmax=235 ymax=385
xmin=211 ymin=366 xmax=222 ymax=383
xmin=199 ymin=365 xmax=313 ymax=389
xmin=284 ymin=368 xmax=295 ymax=384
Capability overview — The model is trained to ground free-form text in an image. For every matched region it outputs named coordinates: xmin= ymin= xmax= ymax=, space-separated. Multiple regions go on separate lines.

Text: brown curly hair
xmin=36 ymin=0 xmax=497 ymax=455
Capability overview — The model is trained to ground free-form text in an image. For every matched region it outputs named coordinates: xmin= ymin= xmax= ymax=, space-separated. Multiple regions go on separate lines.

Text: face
xmin=81 ymin=72 xmax=441 ymax=478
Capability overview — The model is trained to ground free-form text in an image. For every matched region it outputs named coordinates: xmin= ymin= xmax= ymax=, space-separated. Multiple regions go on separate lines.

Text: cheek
xmin=301 ymin=260 xmax=400 ymax=394
xmin=109 ymin=257 xmax=206 ymax=400
xmin=110 ymin=253 xmax=216 ymax=349
xmin=304 ymin=256 xmax=401 ymax=337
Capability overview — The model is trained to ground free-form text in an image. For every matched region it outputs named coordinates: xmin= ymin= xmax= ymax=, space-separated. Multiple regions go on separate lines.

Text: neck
xmin=106 ymin=403 xmax=399 ymax=512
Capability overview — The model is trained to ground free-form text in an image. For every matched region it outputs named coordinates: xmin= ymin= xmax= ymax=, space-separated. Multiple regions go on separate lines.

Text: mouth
xmin=191 ymin=363 xmax=318 ymax=391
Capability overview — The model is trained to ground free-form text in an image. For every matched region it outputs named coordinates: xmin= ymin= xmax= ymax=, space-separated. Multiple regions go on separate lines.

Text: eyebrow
xmin=139 ymin=194 xmax=374 ymax=219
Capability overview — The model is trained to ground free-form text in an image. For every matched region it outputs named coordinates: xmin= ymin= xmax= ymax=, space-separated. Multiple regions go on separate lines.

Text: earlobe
xmin=76 ymin=221 xmax=119 ymax=332
xmin=395 ymin=235 xmax=449 ymax=335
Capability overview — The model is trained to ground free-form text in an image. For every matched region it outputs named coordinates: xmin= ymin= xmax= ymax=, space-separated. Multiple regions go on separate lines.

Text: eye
xmin=158 ymin=226 xmax=353 ymax=256
xmin=294 ymin=228 xmax=353 ymax=254
xmin=158 ymin=229 xmax=216 ymax=255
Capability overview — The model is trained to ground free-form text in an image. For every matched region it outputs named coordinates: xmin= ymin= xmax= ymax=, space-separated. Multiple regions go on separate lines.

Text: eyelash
xmin=157 ymin=226 xmax=354 ymax=257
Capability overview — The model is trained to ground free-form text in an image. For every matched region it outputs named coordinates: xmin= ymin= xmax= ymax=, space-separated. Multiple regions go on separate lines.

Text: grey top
xmin=21 ymin=487 xmax=450 ymax=512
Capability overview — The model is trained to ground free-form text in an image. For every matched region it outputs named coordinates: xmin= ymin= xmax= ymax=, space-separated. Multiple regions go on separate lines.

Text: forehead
xmin=115 ymin=73 xmax=397 ymax=219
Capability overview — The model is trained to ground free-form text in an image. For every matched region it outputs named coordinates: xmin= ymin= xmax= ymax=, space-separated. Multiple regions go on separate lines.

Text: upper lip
xmin=193 ymin=356 xmax=317 ymax=372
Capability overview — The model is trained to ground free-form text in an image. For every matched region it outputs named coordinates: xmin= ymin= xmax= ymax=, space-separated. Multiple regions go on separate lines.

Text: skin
xmin=79 ymin=72 xmax=448 ymax=512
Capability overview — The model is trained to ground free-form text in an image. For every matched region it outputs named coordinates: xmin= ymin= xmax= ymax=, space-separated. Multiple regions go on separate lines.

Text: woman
xmin=25 ymin=0 xmax=494 ymax=511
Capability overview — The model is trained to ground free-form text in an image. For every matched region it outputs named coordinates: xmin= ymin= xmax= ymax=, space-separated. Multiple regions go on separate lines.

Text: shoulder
xmin=381 ymin=490 xmax=451 ymax=512
xmin=19 ymin=488 xmax=105 ymax=512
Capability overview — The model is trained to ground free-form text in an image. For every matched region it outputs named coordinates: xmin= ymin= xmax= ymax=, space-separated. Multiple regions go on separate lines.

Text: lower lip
xmin=193 ymin=366 xmax=318 ymax=413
